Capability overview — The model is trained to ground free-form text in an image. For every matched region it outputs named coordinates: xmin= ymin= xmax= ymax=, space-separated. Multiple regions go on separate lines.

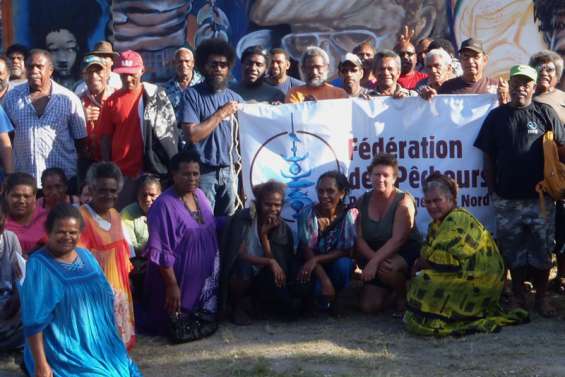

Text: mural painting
xmin=1 ymin=0 xmax=564 ymax=84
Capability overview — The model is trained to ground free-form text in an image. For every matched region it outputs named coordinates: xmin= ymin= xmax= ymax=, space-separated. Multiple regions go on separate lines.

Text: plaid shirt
xmin=4 ymin=80 xmax=87 ymax=186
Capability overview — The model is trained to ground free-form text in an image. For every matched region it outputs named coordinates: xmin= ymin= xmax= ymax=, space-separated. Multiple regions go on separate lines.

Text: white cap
xmin=339 ymin=52 xmax=363 ymax=67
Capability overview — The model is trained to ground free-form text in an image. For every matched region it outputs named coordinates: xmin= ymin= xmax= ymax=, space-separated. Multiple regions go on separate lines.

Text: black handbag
xmin=168 ymin=309 xmax=218 ymax=344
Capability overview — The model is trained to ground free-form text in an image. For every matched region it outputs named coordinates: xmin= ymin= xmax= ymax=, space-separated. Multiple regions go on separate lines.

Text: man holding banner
xmin=474 ymin=64 xmax=565 ymax=317
xmin=182 ymin=39 xmax=242 ymax=216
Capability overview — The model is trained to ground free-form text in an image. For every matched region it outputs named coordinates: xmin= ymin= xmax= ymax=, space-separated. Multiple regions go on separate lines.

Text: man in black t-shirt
xmin=474 ymin=64 xmax=565 ymax=317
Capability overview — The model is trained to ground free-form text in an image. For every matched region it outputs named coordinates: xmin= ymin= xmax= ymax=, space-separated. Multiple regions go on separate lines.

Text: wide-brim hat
xmin=89 ymin=40 xmax=119 ymax=59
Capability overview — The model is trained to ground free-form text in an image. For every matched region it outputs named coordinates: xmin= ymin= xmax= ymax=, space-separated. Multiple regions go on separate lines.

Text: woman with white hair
xmin=529 ymin=50 xmax=565 ymax=294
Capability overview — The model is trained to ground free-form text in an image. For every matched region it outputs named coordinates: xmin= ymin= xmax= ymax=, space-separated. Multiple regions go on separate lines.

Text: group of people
xmin=0 ymin=25 xmax=563 ymax=377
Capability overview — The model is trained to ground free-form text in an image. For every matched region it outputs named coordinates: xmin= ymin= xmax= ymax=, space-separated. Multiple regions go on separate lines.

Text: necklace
xmin=179 ymin=191 xmax=204 ymax=224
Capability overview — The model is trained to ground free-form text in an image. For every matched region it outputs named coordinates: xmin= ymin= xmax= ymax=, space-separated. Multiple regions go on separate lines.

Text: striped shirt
xmin=4 ymin=80 xmax=87 ymax=186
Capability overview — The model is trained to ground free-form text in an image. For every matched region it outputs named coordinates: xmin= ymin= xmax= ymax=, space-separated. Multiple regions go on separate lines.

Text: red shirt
xmin=81 ymin=91 xmax=112 ymax=161
xmin=397 ymin=71 xmax=428 ymax=90
xmin=99 ymin=87 xmax=144 ymax=177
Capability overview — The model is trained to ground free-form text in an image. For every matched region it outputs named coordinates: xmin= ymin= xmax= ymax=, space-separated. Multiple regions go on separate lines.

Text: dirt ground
xmin=2 ymin=291 xmax=565 ymax=377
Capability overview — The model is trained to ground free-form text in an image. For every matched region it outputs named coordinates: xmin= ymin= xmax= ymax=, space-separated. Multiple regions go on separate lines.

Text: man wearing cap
xmin=338 ymin=53 xmax=369 ymax=98
xmin=163 ymin=47 xmax=202 ymax=124
xmin=99 ymin=50 xmax=178 ymax=208
xmin=394 ymin=40 xmax=427 ymax=90
xmin=231 ymin=46 xmax=285 ymax=103
xmin=181 ymin=38 xmax=242 ymax=216
xmin=438 ymin=38 xmax=498 ymax=95
xmin=79 ymin=55 xmax=114 ymax=163
xmin=368 ymin=50 xmax=417 ymax=98
xmin=474 ymin=64 xmax=565 ymax=317
xmin=266 ymin=48 xmax=304 ymax=95
xmin=352 ymin=42 xmax=377 ymax=89
xmin=74 ymin=41 xmax=123 ymax=96
xmin=286 ymin=46 xmax=348 ymax=103
xmin=3 ymin=49 xmax=88 ymax=187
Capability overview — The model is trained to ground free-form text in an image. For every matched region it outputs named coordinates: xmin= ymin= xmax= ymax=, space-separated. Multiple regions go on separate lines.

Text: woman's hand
xmin=260 ymin=215 xmax=280 ymax=237
xmin=164 ymin=283 xmax=181 ymax=314
xmin=270 ymin=259 xmax=286 ymax=288
xmin=361 ymin=257 xmax=380 ymax=282
xmin=411 ymin=257 xmax=431 ymax=276
xmin=298 ymin=258 xmax=317 ymax=283
xmin=35 ymin=361 xmax=53 ymax=377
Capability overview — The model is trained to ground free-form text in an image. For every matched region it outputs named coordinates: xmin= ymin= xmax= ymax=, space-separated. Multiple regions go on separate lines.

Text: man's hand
xmin=419 ymin=86 xmax=437 ymax=101
xmin=398 ymin=25 xmax=415 ymax=44
xmin=260 ymin=215 xmax=280 ymax=237
xmin=85 ymin=105 xmax=101 ymax=122
xmin=217 ymin=101 xmax=239 ymax=119
xmin=497 ymin=77 xmax=510 ymax=105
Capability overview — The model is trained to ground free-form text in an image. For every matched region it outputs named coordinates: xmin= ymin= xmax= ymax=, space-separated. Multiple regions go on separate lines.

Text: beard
xmin=205 ymin=74 xmax=229 ymax=91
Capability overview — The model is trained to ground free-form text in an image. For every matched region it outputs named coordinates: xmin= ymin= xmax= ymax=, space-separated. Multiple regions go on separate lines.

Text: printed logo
xmin=527 ymin=121 xmax=539 ymax=134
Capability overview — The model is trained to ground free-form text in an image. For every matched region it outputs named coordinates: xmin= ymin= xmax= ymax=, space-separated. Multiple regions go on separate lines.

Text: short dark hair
xmin=352 ymin=42 xmax=376 ymax=55
xmin=367 ymin=154 xmax=399 ymax=176
xmin=41 ymin=167 xmax=68 ymax=186
xmin=252 ymin=180 xmax=286 ymax=206
xmin=317 ymin=170 xmax=350 ymax=196
xmin=45 ymin=203 xmax=84 ymax=234
xmin=241 ymin=45 xmax=270 ymax=67
xmin=195 ymin=38 xmax=236 ymax=73
xmin=428 ymin=39 xmax=456 ymax=58
xmin=270 ymin=48 xmax=289 ymax=60
xmin=169 ymin=150 xmax=201 ymax=174
xmin=5 ymin=172 xmax=37 ymax=195
xmin=26 ymin=49 xmax=54 ymax=69
xmin=6 ymin=44 xmax=29 ymax=59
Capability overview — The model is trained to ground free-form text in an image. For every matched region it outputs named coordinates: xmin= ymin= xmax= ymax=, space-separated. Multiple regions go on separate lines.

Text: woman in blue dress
xmin=20 ymin=204 xmax=141 ymax=377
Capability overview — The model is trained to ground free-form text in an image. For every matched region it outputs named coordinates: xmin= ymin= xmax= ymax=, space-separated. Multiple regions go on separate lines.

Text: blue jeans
xmin=199 ymin=165 xmax=238 ymax=216
xmin=313 ymin=257 xmax=354 ymax=298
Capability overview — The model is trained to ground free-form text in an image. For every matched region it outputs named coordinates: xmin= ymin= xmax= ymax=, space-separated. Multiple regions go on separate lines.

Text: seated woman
xmin=356 ymin=154 xmax=422 ymax=316
xmin=78 ymin=162 xmax=136 ymax=349
xmin=21 ymin=204 xmax=141 ymax=376
xmin=4 ymin=173 xmax=48 ymax=256
xmin=37 ymin=168 xmax=80 ymax=210
xmin=0 ymin=205 xmax=25 ymax=351
xmin=297 ymin=171 xmax=357 ymax=315
xmin=121 ymin=174 xmax=162 ymax=255
xmin=222 ymin=180 xmax=308 ymax=325
xmin=404 ymin=173 xmax=529 ymax=336
xmin=138 ymin=151 xmax=220 ymax=336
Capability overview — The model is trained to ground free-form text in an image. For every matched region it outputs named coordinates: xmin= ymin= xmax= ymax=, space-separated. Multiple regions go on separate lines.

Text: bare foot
xmin=534 ymin=298 xmax=558 ymax=318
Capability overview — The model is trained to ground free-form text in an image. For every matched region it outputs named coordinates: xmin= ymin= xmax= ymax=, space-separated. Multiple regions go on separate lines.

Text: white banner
xmin=238 ymin=94 xmax=498 ymax=235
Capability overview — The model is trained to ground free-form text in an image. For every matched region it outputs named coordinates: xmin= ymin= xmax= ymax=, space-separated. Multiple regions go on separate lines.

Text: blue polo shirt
xmin=182 ymin=82 xmax=243 ymax=167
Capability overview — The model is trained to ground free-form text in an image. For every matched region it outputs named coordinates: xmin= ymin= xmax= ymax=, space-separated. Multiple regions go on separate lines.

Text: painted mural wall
xmin=2 ymin=0 xmax=564 ymax=83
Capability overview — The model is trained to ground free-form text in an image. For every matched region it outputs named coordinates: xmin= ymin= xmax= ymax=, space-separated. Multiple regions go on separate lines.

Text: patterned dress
xmin=78 ymin=205 xmax=136 ymax=349
xmin=404 ymin=208 xmax=529 ymax=336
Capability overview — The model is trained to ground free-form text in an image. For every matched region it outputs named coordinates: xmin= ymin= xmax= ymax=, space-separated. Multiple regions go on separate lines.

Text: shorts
xmin=493 ymin=195 xmax=555 ymax=270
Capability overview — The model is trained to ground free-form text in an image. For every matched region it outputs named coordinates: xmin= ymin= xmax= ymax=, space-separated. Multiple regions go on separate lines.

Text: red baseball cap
xmin=114 ymin=50 xmax=144 ymax=74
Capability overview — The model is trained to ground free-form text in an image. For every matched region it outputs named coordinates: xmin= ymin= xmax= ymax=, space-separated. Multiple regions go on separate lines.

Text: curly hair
xmin=194 ymin=38 xmax=236 ymax=73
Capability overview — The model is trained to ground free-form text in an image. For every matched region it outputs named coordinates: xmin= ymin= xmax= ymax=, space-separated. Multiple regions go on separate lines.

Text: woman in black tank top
xmin=356 ymin=154 xmax=421 ymax=316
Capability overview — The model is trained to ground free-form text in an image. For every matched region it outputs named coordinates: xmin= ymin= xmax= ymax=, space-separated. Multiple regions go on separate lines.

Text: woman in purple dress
xmin=137 ymin=151 xmax=219 ymax=336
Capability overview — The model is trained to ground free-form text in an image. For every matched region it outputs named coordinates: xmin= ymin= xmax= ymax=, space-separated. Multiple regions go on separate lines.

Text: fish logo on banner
xmin=249 ymin=113 xmax=341 ymax=222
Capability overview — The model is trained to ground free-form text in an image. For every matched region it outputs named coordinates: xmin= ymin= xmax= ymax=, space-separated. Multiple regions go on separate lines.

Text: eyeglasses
xmin=536 ymin=64 xmax=556 ymax=74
